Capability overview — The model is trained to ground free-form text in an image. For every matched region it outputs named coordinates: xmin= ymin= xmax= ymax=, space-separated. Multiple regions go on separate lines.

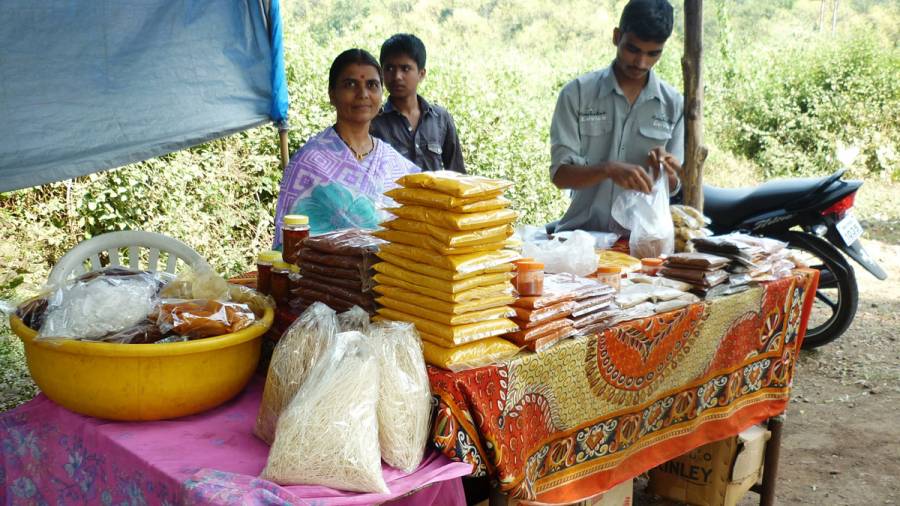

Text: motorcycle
xmin=703 ymin=168 xmax=887 ymax=349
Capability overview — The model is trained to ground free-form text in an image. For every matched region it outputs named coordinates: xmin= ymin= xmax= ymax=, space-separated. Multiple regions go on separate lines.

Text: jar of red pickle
xmin=256 ymin=250 xmax=281 ymax=295
xmin=282 ymin=214 xmax=310 ymax=265
xmin=514 ymin=260 xmax=545 ymax=296
xmin=270 ymin=260 xmax=292 ymax=307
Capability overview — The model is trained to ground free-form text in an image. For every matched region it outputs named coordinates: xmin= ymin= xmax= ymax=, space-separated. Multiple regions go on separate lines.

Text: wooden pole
xmin=682 ymin=0 xmax=707 ymax=211
xmin=278 ymin=127 xmax=290 ymax=169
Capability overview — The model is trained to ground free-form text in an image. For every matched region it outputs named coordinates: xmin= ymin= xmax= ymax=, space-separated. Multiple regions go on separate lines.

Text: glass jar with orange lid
xmin=256 ymin=250 xmax=282 ymax=295
xmin=514 ymin=259 xmax=545 ymax=296
xmin=640 ymin=258 xmax=664 ymax=277
xmin=594 ymin=265 xmax=622 ymax=291
xmin=281 ymin=214 xmax=310 ymax=265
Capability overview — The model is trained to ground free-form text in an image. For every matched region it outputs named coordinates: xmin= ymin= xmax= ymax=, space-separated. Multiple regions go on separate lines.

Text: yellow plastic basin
xmin=10 ymin=288 xmax=273 ymax=421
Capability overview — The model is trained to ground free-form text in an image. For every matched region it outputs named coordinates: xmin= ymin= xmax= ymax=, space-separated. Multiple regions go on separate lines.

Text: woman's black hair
xmin=619 ymin=0 xmax=674 ymax=43
xmin=379 ymin=33 xmax=427 ymax=70
xmin=328 ymin=49 xmax=384 ymax=90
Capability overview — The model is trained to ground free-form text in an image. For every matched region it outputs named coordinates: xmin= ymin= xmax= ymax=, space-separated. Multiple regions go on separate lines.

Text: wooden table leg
xmin=758 ymin=415 xmax=785 ymax=506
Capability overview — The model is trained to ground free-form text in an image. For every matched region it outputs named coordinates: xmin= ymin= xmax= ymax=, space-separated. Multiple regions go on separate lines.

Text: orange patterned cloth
xmin=428 ymin=269 xmax=819 ymax=504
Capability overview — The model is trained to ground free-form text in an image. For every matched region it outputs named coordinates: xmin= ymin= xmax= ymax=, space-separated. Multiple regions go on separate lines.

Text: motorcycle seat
xmin=703 ymin=176 xmax=827 ymax=228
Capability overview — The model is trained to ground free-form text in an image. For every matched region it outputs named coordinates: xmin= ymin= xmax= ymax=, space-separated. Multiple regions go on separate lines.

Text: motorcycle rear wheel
xmin=776 ymin=231 xmax=858 ymax=349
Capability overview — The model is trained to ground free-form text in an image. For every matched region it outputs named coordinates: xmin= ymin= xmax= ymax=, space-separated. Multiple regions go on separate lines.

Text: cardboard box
xmin=482 ymin=478 xmax=633 ymax=506
xmin=648 ymin=424 xmax=770 ymax=506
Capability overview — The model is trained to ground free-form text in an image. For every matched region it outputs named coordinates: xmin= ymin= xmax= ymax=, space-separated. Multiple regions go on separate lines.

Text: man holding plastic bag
xmin=548 ymin=0 xmax=683 ymax=243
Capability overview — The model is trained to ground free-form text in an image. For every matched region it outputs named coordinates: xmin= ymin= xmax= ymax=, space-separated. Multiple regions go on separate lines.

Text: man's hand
xmin=606 ymin=162 xmax=653 ymax=194
xmin=648 ymin=147 xmax=681 ymax=190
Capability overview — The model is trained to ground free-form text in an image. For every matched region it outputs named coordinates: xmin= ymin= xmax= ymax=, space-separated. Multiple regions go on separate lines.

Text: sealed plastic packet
xmin=423 ymin=337 xmax=521 ymax=371
xmin=395 ymin=170 xmax=513 ymax=198
xmin=387 ymin=205 xmax=518 ymax=232
xmin=373 ymin=283 xmax=514 ymax=313
xmin=261 ymin=331 xmax=388 ymax=493
xmin=383 ymin=219 xmax=515 ymax=248
xmin=372 ymin=229 xmax=507 ymax=256
xmin=376 ymin=307 xmax=519 ymax=346
xmin=377 ymin=296 xmax=514 ymax=325
xmin=373 ymin=261 xmax=514 ymax=291
xmin=378 ymin=243 xmax=519 ymax=275
xmin=337 ymin=305 xmax=371 ymax=333
xmin=384 ymin=187 xmax=510 ymax=212
xmin=368 ymin=321 xmax=432 ymax=473
xmin=611 ymin=170 xmax=675 ymax=259
xmin=155 ymin=299 xmax=255 ymax=339
xmin=255 ymin=302 xmax=339 ymax=445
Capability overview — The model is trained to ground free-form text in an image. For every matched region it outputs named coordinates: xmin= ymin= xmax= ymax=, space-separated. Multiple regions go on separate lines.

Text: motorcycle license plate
xmin=836 ymin=214 xmax=864 ymax=246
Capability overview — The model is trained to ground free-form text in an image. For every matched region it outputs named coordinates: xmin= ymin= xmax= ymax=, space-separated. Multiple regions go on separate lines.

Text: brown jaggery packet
xmin=156 ymin=299 xmax=255 ymax=339
xmin=292 ymin=277 xmax=374 ymax=308
xmin=300 ymin=271 xmax=374 ymax=293
xmin=298 ymin=248 xmax=374 ymax=271
xmin=661 ymin=267 xmax=729 ymax=287
xmin=665 ymin=252 xmax=732 ymax=270
xmin=299 ymin=261 xmax=369 ymax=281
xmin=302 ymin=229 xmax=386 ymax=256
xmin=294 ymin=288 xmax=376 ymax=314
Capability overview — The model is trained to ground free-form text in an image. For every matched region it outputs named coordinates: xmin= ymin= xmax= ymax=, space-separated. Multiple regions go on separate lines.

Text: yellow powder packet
xmin=384 ymin=187 xmax=509 ymax=212
xmin=376 ymin=296 xmax=514 ymax=325
xmin=372 ymin=229 xmax=506 ymax=256
xmin=387 ymin=206 xmax=518 ymax=231
xmin=395 ymin=171 xmax=513 ymax=198
xmin=422 ymin=338 xmax=521 ymax=371
xmin=373 ymin=283 xmax=515 ymax=313
xmin=375 ymin=308 xmax=519 ymax=345
xmin=382 ymin=219 xmax=514 ymax=248
xmin=378 ymin=243 xmax=519 ymax=275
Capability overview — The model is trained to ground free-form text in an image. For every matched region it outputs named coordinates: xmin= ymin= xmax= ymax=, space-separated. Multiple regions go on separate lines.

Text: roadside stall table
xmin=428 ymin=269 xmax=819 ymax=503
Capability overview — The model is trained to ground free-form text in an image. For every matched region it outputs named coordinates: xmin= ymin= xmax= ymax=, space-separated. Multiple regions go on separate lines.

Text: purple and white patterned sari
xmin=273 ymin=126 xmax=419 ymax=248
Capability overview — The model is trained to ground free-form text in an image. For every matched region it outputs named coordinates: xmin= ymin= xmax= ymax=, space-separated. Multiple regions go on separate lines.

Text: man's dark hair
xmin=619 ymin=0 xmax=674 ymax=43
xmin=379 ymin=33 xmax=427 ymax=70
xmin=328 ymin=48 xmax=383 ymax=90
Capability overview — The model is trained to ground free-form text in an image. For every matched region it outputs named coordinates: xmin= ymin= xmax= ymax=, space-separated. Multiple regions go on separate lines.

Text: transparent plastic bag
xmin=611 ymin=171 xmax=675 ymax=259
xmin=368 ymin=321 xmax=432 ymax=473
xmin=159 ymin=267 xmax=230 ymax=301
xmin=255 ymin=302 xmax=338 ymax=445
xmin=38 ymin=269 xmax=164 ymax=340
xmin=155 ymin=299 xmax=255 ymax=339
xmin=522 ymin=230 xmax=597 ymax=277
xmin=386 ymin=205 xmax=518 ymax=232
xmin=337 ymin=305 xmax=371 ymax=333
xmin=423 ymin=337 xmax=521 ymax=371
xmin=302 ymin=228 xmax=386 ymax=256
xmin=261 ymin=331 xmax=387 ymax=493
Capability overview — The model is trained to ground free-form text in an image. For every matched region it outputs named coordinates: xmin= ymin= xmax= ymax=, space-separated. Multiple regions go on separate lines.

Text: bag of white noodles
xmin=254 ymin=302 xmax=338 ymax=445
xmin=337 ymin=305 xmax=371 ymax=333
xmin=261 ymin=331 xmax=388 ymax=493
xmin=369 ymin=320 xmax=433 ymax=473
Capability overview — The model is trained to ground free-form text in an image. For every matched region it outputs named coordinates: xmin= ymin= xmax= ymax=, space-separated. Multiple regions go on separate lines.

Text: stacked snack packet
xmin=660 ymin=252 xmax=733 ymax=297
xmin=290 ymin=229 xmax=385 ymax=314
xmin=506 ymin=273 xmax=617 ymax=352
xmin=371 ymin=171 xmax=522 ymax=370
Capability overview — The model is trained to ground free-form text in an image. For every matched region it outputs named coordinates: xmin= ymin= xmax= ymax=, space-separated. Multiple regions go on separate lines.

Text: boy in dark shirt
xmin=370 ymin=33 xmax=466 ymax=173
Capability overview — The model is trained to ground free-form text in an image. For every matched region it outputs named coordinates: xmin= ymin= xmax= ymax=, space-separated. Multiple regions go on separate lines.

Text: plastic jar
xmin=282 ymin=214 xmax=310 ymax=266
xmin=270 ymin=260 xmax=292 ymax=307
xmin=256 ymin=250 xmax=282 ymax=295
xmin=594 ymin=265 xmax=622 ymax=291
xmin=514 ymin=260 xmax=545 ymax=296
xmin=641 ymin=258 xmax=664 ymax=277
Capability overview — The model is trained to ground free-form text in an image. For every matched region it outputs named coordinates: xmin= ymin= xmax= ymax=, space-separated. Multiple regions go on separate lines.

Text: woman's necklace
xmin=336 ymin=128 xmax=374 ymax=161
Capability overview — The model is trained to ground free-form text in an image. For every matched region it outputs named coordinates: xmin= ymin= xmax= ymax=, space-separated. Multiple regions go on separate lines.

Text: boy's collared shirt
xmin=371 ymin=95 xmax=466 ymax=173
xmin=550 ymin=63 xmax=684 ymax=233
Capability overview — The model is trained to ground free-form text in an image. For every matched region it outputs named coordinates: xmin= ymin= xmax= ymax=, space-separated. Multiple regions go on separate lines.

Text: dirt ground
xmin=636 ymin=234 xmax=900 ymax=506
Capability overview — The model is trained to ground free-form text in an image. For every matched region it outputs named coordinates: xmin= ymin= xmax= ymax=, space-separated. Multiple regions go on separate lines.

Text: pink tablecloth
xmin=0 ymin=377 xmax=471 ymax=505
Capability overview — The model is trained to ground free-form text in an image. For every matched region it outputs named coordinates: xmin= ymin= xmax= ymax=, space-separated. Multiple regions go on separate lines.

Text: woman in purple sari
xmin=274 ymin=49 xmax=420 ymax=247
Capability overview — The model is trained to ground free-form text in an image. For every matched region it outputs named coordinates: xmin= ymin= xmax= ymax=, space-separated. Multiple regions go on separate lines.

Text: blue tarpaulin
xmin=0 ymin=0 xmax=289 ymax=193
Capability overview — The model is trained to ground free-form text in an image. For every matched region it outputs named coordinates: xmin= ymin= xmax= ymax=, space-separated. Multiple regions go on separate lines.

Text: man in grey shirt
xmin=371 ymin=33 xmax=466 ymax=173
xmin=550 ymin=0 xmax=683 ymax=233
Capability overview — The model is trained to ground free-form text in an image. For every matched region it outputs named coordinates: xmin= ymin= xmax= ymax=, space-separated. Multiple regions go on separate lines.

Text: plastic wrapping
xmin=302 ymin=271 xmax=373 ymax=293
xmin=372 ymin=229 xmax=507 ymax=256
xmin=14 ymin=297 xmax=49 ymax=330
xmin=660 ymin=267 xmax=729 ymax=287
xmin=690 ymin=235 xmax=765 ymax=260
xmin=611 ymin=171 xmax=675 ymax=259
xmin=255 ymin=303 xmax=339 ymax=445
xmin=293 ymin=277 xmax=374 ymax=308
xmin=571 ymin=307 xmax=621 ymax=329
xmin=292 ymin=287 xmax=375 ymax=314
xmin=512 ymin=300 xmax=576 ymax=327
xmin=596 ymin=250 xmax=642 ymax=273
xmin=299 ymin=262 xmax=371 ymax=283
xmin=507 ymin=317 xmax=574 ymax=342
xmin=298 ymin=248 xmax=376 ymax=271
xmin=522 ymin=230 xmax=597 ymax=277
xmin=38 ymin=269 xmax=164 ymax=340
xmin=628 ymin=273 xmax=694 ymax=292
xmin=376 ymin=307 xmax=519 ymax=345
xmin=383 ymin=218 xmax=515 ymax=248
xmin=93 ymin=320 xmax=165 ymax=344
xmin=155 ymin=299 xmax=255 ymax=339
xmin=368 ymin=321 xmax=432 ymax=472
xmin=261 ymin=331 xmax=387 ymax=493
xmin=374 ymin=283 xmax=514 ymax=314
xmin=302 ymin=228 xmax=386 ymax=256
xmin=610 ymin=301 xmax=657 ymax=324
xmin=396 ymin=170 xmax=513 ymax=198
xmin=374 ymin=274 xmax=515 ymax=309
xmin=553 ymin=229 xmax=620 ymax=250
xmin=378 ymin=243 xmax=519 ymax=276
xmin=571 ymin=295 xmax=616 ymax=318
xmin=159 ymin=267 xmax=230 ymax=301
xmin=423 ymin=337 xmax=521 ymax=371
xmin=337 ymin=306 xmax=371 ymax=333
xmin=385 ymin=187 xmax=510 ymax=212
xmin=377 ymin=296 xmax=514 ymax=325
xmin=387 ymin=205 xmax=518 ymax=232
xmin=373 ymin=261 xmax=513 ymax=293
xmin=666 ymin=252 xmax=732 ymax=269
xmin=515 ymin=273 xmax=611 ymax=310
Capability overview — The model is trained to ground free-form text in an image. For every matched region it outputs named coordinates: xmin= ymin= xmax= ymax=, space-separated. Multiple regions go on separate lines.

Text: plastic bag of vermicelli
xmin=261 ymin=331 xmax=388 ymax=493
xmin=368 ymin=321 xmax=433 ymax=473
xmin=254 ymin=302 xmax=338 ymax=445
